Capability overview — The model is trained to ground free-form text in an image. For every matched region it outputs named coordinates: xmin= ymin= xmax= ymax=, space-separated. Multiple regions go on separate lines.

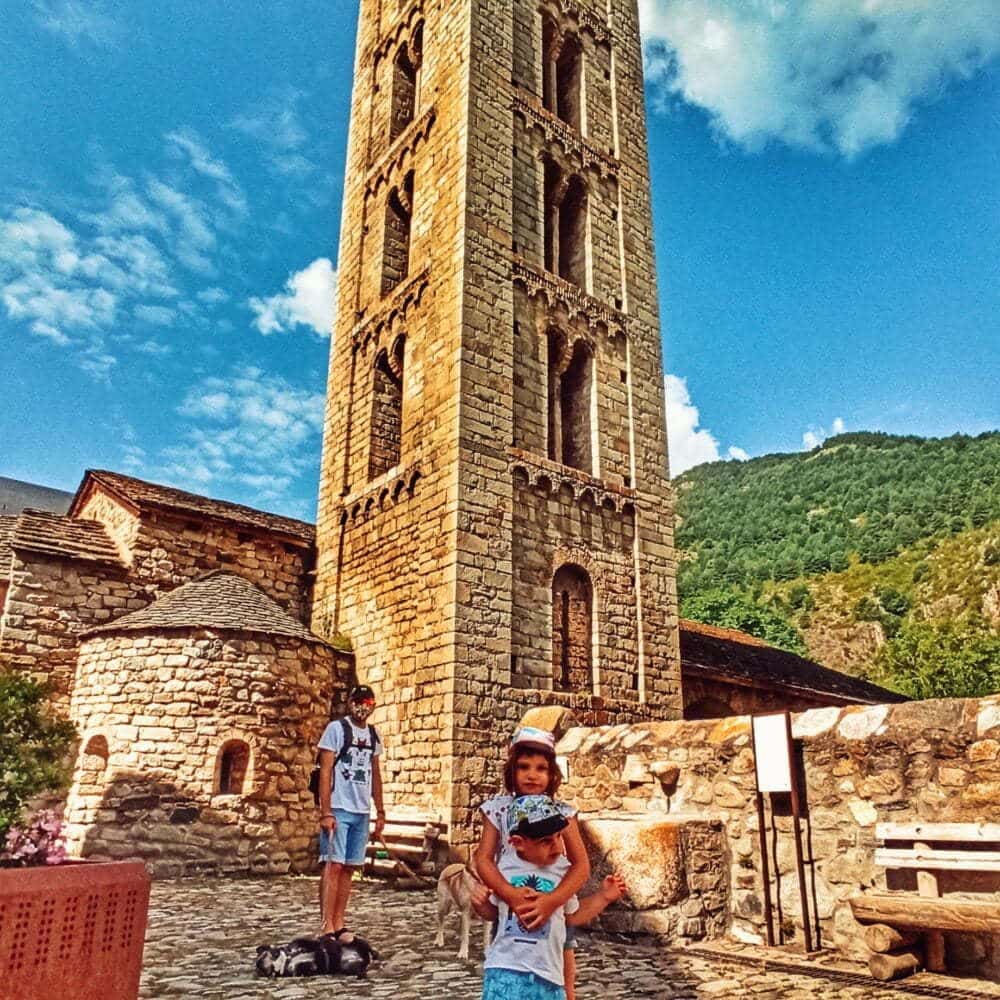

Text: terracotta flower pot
xmin=0 ymin=860 xmax=150 ymax=1000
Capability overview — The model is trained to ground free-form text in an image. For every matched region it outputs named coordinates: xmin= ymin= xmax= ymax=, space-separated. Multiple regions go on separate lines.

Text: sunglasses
xmin=352 ymin=699 xmax=376 ymax=707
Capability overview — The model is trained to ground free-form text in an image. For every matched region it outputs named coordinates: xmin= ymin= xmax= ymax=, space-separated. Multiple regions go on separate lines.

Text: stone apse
xmin=311 ymin=0 xmax=682 ymax=847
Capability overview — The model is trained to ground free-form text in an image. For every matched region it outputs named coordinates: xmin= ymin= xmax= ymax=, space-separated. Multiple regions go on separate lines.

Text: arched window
xmin=369 ymin=335 xmax=405 ymax=479
xmin=543 ymin=162 xmax=588 ymax=288
xmin=547 ymin=333 xmax=594 ymax=475
xmin=552 ymin=563 xmax=593 ymax=692
xmin=216 ymin=740 xmax=250 ymax=795
xmin=382 ymin=172 xmax=414 ymax=295
xmin=542 ymin=20 xmax=583 ymax=130
xmin=390 ymin=28 xmax=422 ymax=141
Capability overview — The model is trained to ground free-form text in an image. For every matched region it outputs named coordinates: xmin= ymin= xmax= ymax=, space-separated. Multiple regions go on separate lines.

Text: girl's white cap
xmin=511 ymin=726 xmax=556 ymax=752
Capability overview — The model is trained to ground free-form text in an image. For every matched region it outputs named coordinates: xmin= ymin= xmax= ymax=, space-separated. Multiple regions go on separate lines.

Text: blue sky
xmin=2 ymin=0 xmax=998 ymax=519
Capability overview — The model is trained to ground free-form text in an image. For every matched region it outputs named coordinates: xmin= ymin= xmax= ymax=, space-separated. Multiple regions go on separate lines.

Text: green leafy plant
xmin=680 ymin=589 xmax=808 ymax=655
xmin=871 ymin=619 xmax=1000 ymax=700
xmin=0 ymin=672 xmax=76 ymax=843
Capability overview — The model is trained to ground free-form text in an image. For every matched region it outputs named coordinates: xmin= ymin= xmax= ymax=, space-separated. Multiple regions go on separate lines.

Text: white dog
xmin=435 ymin=862 xmax=491 ymax=960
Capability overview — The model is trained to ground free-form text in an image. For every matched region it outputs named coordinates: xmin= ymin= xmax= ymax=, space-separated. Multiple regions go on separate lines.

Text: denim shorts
xmin=482 ymin=968 xmax=565 ymax=1000
xmin=319 ymin=808 xmax=370 ymax=866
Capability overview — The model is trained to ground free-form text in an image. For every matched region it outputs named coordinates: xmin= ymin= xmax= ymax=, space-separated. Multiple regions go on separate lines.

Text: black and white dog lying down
xmin=255 ymin=933 xmax=378 ymax=977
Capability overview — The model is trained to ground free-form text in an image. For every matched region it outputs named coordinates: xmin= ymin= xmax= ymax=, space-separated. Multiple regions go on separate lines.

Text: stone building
xmin=0 ymin=471 xmax=353 ymax=874
xmin=312 ymin=0 xmax=681 ymax=847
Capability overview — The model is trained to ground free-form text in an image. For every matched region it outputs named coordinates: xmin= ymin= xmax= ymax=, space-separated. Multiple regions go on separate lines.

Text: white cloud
xmin=248 ymin=257 xmax=337 ymax=337
xmin=802 ymin=416 xmax=846 ymax=450
xmin=34 ymin=1 xmax=121 ymax=48
xmin=727 ymin=446 xmax=749 ymax=462
xmin=639 ymin=0 xmax=1000 ymax=157
xmin=230 ymin=88 xmax=322 ymax=180
xmin=165 ymin=128 xmax=247 ymax=216
xmin=134 ymin=304 xmax=175 ymax=325
xmin=665 ymin=373 xmax=737 ymax=475
xmin=134 ymin=367 xmax=326 ymax=503
xmin=197 ymin=287 xmax=229 ymax=305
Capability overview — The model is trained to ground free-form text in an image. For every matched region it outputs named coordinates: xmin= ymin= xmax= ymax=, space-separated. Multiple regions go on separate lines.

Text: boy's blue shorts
xmin=482 ymin=968 xmax=565 ymax=1000
xmin=318 ymin=808 xmax=370 ymax=866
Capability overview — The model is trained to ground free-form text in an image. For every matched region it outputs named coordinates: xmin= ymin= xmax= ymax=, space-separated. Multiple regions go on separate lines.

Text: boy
xmin=474 ymin=794 xmax=626 ymax=1000
xmin=317 ymin=684 xmax=386 ymax=940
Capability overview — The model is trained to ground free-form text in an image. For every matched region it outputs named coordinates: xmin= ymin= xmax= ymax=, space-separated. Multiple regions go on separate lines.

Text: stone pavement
xmin=140 ymin=876 xmax=939 ymax=999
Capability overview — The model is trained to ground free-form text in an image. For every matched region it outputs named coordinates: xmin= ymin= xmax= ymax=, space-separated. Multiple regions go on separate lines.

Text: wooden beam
xmin=850 ymin=894 xmax=1000 ymax=934
xmin=875 ymin=848 xmax=1000 ymax=872
xmin=877 ymin=822 xmax=1000 ymax=843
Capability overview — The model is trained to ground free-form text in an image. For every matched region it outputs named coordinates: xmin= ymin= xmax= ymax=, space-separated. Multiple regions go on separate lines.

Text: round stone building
xmin=63 ymin=572 xmax=348 ymax=876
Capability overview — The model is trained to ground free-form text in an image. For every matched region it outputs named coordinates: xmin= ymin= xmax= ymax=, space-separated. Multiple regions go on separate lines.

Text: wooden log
xmin=862 ymin=924 xmax=920 ymax=953
xmin=869 ymin=949 xmax=922 ymax=982
xmin=850 ymin=894 xmax=1000 ymax=934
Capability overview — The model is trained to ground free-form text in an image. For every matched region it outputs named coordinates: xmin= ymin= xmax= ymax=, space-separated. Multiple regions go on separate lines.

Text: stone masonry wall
xmin=0 ymin=551 xmax=136 ymax=710
xmin=64 ymin=630 xmax=347 ymax=875
xmin=77 ymin=488 xmax=312 ymax=620
xmin=558 ymin=697 xmax=1000 ymax=980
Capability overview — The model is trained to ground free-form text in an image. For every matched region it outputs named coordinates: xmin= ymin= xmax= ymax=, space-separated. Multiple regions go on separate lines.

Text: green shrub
xmin=0 ymin=672 xmax=76 ymax=842
xmin=680 ymin=589 xmax=808 ymax=655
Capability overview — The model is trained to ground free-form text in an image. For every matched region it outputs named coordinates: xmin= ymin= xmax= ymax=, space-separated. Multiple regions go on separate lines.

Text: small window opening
xmin=217 ymin=740 xmax=250 ymax=795
xmin=559 ymin=340 xmax=594 ymax=473
xmin=382 ymin=172 xmax=414 ymax=295
xmin=552 ymin=564 xmax=593 ymax=693
xmin=542 ymin=20 xmax=583 ymax=130
xmin=369 ymin=336 xmax=405 ymax=479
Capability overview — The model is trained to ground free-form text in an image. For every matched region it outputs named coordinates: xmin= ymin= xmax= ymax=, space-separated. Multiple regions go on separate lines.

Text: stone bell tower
xmin=313 ymin=0 xmax=681 ymax=846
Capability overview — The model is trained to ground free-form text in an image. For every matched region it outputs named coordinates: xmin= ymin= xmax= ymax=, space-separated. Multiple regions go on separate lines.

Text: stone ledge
xmin=509 ymin=447 xmax=635 ymax=513
xmin=513 ymin=90 xmax=619 ymax=182
xmin=511 ymin=257 xmax=627 ymax=337
xmin=351 ymin=265 xmax=431 ymax=349
xmin=337 ymin=464 xmax=422 ymax=524
xmin=365 ymin=105 xmax=437 ymax=198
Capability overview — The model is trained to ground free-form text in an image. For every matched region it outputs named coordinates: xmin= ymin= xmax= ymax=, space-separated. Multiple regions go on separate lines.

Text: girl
xmin=474 ymin=726 xmax=590 ymax=1000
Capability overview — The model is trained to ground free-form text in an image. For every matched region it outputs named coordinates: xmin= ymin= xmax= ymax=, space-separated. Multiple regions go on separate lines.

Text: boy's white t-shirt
xmin=485 ymin=852 xmax=578 ymax=987
xmin=480 ymin=794 xmax=576 ymax=867
xmin=317 ymin=718 xmax=381 ymax=814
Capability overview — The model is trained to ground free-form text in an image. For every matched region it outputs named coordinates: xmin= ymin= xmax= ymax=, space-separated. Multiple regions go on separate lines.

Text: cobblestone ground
xmin=141 ymin=876 xmax=937 ymax=1000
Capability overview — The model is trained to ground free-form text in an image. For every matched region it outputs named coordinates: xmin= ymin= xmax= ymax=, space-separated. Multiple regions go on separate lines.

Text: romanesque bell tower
xmin=313 ymin=0 xmax=681 ymax=846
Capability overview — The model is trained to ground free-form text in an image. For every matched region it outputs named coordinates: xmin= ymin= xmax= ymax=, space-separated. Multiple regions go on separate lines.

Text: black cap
xmin=349 ymin=685 xmax=375 ymax=702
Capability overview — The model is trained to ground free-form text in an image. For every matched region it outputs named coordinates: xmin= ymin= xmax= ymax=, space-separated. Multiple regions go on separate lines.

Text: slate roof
xmin=679 ymin=618 xmax=905 ymax=705
xmin=0 ymin=477 xmax=73 ymax=516
xmin=83 ymin=571 xmax=321 ymax=643
xmin=0 ymin=516 xmax=17 ymax=577
xmin=11 ymin=510 xmax=123 ymax=566
xmin=73 ymin=470 xmax=315 ymax=544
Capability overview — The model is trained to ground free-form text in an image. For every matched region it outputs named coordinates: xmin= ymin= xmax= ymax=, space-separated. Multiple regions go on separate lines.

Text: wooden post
xmin=915 ymin=841 xmax=946 ymax=972
xmin=863 ymin=924 xmax=920 ymax=953
xmin=869 ymin=949 xmax=923 ymax=981
xmin=755 ymin=791 xmax=775 ymax=946
xmin=785 ymin=712 xmax=813 ymax=954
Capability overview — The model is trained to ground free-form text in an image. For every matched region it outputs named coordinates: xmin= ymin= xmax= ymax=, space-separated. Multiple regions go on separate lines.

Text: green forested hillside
xmin=676 ymin=431 xmax=1000 ymax=594
xmin=675 ymin=431 xmax=1000 ymax=695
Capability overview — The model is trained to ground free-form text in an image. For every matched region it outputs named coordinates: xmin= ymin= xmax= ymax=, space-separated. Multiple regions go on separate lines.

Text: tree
xmin=872 ymin=619 xmax=1000 ymax=700
xmin=0 ymin=672 xmax=76 ymax=842
xmin=680 ymin=589 xmax=808 ymax=655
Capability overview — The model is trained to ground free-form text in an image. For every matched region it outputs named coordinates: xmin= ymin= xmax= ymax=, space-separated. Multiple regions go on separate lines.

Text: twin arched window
xmin=390 ymin=26 xmax=423 ymax=142
xmin=542 ymin=18 xmax=583 ymax=131
xmin=544 ymin=162 xmax=588 ymax=288
xmin=548 ymin=333 xmax=594 ymax=475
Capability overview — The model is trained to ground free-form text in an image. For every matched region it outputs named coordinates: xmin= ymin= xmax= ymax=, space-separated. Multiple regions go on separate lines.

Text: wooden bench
xmin=850 ymin=822 xmax=1000 ymax=977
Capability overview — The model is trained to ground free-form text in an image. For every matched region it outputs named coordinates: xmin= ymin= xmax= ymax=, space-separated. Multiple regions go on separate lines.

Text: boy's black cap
xmin=509 ymin=794 xmax=569 ymax=839
xmin=349 ymin=684 xmax=376 ymax=702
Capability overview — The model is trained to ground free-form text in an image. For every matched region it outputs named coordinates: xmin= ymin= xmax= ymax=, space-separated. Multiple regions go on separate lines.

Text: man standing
xmin=317 ymin=684 xmax=386 ymax=939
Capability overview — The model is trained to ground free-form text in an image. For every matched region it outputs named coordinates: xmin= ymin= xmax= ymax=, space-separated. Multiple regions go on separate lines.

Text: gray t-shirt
xmin=317 ymin=718 xmax=381 ymax=814
xmin=485 ymin=851 xmax=578 ymax=987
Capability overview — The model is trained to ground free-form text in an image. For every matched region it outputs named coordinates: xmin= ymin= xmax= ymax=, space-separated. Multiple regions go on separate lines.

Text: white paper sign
xmin=752 ymin=713 xmax=792 ymax=793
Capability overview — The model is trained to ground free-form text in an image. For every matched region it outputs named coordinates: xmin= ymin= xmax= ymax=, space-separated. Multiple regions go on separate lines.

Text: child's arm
xmin=514 ymin=816 xmax=591 ymax=929
xmin=473 ymin=816 xmax=535 ymax=910
xmin=566 ymin=874 xmax=627 ymax=926
xmin=471 ymin=880 xmax=499 ymax=922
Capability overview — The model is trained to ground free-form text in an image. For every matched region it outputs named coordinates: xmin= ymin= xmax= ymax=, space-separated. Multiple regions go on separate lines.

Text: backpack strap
xmin=336 ymin=717 xmax=353 ymax=764
xmin=368 ymin=724 xmax=380 ymax=751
